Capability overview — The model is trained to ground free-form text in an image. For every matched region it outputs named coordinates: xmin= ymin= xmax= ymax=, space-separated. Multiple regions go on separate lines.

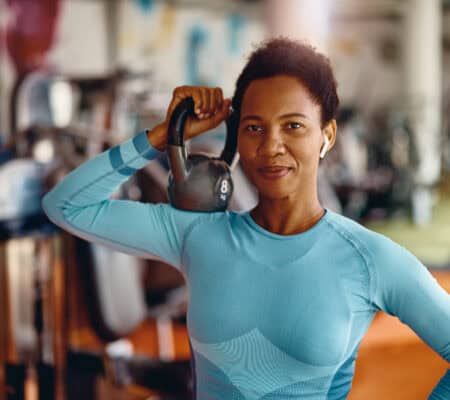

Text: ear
xmin=322 ymin=119 xmax=337 ymax=152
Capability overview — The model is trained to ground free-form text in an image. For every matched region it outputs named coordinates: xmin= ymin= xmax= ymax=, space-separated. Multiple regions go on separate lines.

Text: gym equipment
xmin=0 ymin=204 xmax=62 ymax=400
xmin=0 ymin=159 xmax=45 ymax=225
xmin=166 ymin=97 xmax=238 ymax=212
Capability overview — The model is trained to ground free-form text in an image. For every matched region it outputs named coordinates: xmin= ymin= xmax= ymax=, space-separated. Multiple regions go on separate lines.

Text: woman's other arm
xmin=368 ymin=234 xmax=450 ymax=399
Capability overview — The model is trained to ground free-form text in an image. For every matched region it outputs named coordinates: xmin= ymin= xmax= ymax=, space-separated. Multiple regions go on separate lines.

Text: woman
xmin=43 ymin=37 xmax=450 ymax=399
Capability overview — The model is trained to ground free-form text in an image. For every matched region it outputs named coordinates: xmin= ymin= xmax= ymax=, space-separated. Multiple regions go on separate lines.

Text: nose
xmin=257 ymin=128 xmax=286 ymax=157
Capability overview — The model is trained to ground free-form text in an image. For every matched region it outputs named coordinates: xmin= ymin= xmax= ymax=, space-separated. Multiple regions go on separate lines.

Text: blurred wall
xmin=0 ymin=0 xmax=265 ymax=138
xmin=1 ymin=0 xmax=450 ymax=138
xmin=115 ymin=0 xmax=264 ymax=96
xmin=330 ymin=18 xmax=402 ymax=115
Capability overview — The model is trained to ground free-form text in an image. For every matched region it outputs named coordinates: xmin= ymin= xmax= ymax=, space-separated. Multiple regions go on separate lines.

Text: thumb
xmin=211 ymin=99 xmax=232 ymax=125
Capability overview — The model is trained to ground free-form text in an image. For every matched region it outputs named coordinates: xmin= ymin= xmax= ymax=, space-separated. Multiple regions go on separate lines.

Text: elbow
xmin=440 ymin=342 xmax=450 ymax=363
xmin=41 ymin=190 xmax=65 ymax=226
xmin=42 ymin=190 xmax=55 ymax=216
xmin=42 ymin=190 xmax=103 ymax=234
xmin=41 ymin=192 xmax=52 ymax=216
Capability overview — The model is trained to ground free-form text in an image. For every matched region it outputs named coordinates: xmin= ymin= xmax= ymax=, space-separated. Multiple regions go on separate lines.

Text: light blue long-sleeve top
xmin=42 ymin=130 xmax=450 ymax=399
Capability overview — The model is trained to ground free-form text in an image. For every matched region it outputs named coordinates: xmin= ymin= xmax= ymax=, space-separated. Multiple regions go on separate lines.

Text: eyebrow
xmin=240 ymin=113 xmax=308 ymax=122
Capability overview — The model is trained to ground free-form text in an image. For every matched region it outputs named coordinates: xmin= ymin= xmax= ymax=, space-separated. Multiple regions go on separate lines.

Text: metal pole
xmin=403 ymin=0 xmax=442 ymax=225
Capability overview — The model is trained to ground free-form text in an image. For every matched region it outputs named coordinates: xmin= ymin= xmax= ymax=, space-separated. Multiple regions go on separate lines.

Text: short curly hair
xmin=231 ymin=36 xmax=339 ymax=128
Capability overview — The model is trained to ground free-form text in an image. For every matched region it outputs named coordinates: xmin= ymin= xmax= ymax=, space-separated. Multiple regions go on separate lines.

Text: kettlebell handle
xmin=167 ymin=97 xmax=194 ymax=147
xmin=167 ymin=97 xmax=237 ymax=166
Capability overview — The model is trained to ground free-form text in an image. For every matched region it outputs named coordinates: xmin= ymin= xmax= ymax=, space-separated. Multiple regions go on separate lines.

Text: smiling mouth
xmin=258 ymin=167 xmax=293 ymax=179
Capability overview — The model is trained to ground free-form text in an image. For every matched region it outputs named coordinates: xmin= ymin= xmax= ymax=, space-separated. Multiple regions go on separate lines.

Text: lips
xmin=259 ymin=166 xmax=291 ymax=172
xmin=258 ymin=166 xmax=293 ymax=179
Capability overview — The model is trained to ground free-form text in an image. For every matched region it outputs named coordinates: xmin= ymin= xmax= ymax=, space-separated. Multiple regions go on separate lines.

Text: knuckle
xmin=173 ymin=86 xmax=183 ymax=94
xmin=217 ymin=91 xmax=223 ymax=100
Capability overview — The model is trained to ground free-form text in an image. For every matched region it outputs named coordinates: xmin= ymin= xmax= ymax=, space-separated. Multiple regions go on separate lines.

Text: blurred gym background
xmin=0 ymin=0 xmax=449 ymax=399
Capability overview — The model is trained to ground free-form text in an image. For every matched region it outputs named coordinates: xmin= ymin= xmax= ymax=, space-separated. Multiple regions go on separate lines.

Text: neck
xmin=250 ymin=190 xmax=325 ymax=236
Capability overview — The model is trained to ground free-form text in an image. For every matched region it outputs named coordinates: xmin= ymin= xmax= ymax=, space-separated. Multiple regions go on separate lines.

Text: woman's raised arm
xmin=42 ymin=126 xmax=205 ymax=272
xmin=43 ymin=85 xmax=231 ymax=272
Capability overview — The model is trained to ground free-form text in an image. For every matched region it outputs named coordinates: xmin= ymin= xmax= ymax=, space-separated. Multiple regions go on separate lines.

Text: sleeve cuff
xmin=131 ymin=129 xmax=165 ymax=160
xmin=109 ymin=130 xmax=165 ymax=174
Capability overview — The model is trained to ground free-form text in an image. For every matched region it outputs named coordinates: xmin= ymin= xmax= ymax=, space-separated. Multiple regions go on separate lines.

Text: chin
xmin=245 ymin=171 xmax=295 ymax=199
xmin=253 ymin=182 xmax=295 ymax=200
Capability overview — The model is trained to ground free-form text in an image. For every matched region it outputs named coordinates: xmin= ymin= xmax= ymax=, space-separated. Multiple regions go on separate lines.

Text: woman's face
xmin=237 ymin=74 xmax=335 ymax=200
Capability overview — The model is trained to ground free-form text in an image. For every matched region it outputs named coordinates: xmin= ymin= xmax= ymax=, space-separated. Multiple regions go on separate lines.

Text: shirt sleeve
xmin=42 ymin=129 xmax=207 ymax=272
xmin=367 ymin=233 xmax=450 ymax=399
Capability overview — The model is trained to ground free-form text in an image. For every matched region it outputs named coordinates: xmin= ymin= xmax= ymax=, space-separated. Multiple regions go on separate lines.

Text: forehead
xmin=241 ymin=75 xmax=319 ymax=117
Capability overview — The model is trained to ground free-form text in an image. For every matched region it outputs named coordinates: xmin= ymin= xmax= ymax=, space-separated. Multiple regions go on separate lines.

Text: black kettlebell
xmin=166 ymin=97 xmax=238 ymax=212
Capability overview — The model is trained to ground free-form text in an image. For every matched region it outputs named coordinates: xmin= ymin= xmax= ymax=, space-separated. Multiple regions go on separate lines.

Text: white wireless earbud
xmin=319 ymin=135 xmax=330 ymax=159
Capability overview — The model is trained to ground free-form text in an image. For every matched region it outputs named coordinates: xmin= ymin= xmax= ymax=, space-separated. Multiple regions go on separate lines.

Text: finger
xmin=168 ymin=86 xmax=192 ymax=117
xmin=203 ymin=88 xmax=214 ymax=116
xmin=194 ymin=88 xmax=205 ymax=118
xmin=213 ymin=87 xmax=223 ymax=114
xmin=166 ymin=87 xmax=182 ymax=117
xmin=221 ymin=98 xmax=232 ymax=115
xmin=190 ymin=89 xmax=203 ymax=116
xmin=223 ymin=98 xmax=232 ymax=115
xmin=208 ymin=88 xmax=217 ymax=112
xmin=209 ymin=98 xmax=231 ymax=126
xmin=209 ymin=88 xmax=221 ymax=117
xmin=209 ymin=88 xmax=217 ymax=113
xmin=209 ymin=88 xmax=218 ymax=114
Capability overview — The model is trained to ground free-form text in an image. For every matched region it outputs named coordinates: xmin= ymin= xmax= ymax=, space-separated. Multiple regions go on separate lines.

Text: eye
xmin=285 ymin=122 xmax=304 ymax=130
xmin=244 ymin=124 xmax=264 ymax=134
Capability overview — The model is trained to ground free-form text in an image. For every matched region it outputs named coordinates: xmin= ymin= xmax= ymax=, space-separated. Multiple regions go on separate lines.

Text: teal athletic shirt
xmin=42 ymin=130 xmax=450 ymax=399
